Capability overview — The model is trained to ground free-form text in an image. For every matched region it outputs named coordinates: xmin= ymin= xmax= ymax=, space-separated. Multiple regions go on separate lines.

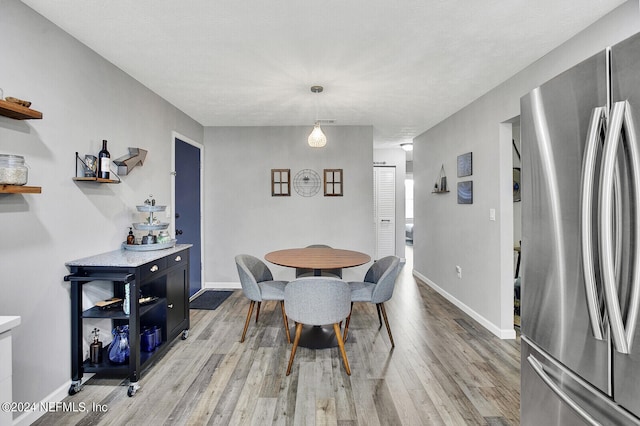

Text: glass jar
xmin=157 ymin=231 xmax=170 ymax=244
xmin=0 ymin=154 xmax=28 ymax=185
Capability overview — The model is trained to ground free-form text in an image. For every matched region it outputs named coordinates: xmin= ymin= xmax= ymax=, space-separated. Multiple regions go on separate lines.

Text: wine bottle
xmin=98 ymin=139 xmax=111 ymax=179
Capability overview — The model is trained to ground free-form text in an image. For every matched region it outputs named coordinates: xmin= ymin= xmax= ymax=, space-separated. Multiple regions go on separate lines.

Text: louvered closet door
xmin=374 ymin=166 xmax=396 ymax=260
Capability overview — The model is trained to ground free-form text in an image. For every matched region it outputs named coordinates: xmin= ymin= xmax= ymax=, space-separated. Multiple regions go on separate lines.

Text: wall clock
xmin=293 ymin=169 xmax=321 ymax=197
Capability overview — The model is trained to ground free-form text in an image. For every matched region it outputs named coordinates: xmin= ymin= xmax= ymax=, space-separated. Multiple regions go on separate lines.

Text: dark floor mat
xmin=190 ymin=290 xmax=234 ymax=310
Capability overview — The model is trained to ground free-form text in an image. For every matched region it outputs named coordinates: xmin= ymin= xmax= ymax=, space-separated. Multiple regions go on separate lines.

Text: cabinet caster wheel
xmin=68 ymin=382 xmax=82 ymax=396
xmin=127 ymin=383 xmax=140 ymax=397
xmin=181 ymin=329 xmax=189 ymax=340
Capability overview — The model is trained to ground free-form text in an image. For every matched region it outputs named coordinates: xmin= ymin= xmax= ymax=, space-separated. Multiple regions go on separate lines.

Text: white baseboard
xmin=413 ymin=270 xmax=516 ymax=340
xmin=13 ymin=375 xmax=95 ymax=426
xmin=203 ymin=281 xmax=241 ymax=290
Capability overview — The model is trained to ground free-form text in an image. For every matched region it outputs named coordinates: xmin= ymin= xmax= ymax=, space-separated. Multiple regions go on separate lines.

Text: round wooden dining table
xmin=265 ymin=247 xmax=371 ymax=349
xmin=265 ymin=247 xmax=371 ymax=276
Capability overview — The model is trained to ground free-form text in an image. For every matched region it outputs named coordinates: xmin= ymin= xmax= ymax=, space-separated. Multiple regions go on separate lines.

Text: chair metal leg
xmin=280 ymin=301 xmax=291 ymax=344
xmin=255 ymin=301 xmax=261 ymax=323
xmin=376 ymin=304 xmax=383 ymax=328
xmin=379 ymin=303 xmax=395 ymax=348
xmin=241 ymin=301 xmax=255 ymax=343
xmin=286 ymin=323 xmax=303 ymax=376
xmin=333 ymin=323 xmax=351 ymax=375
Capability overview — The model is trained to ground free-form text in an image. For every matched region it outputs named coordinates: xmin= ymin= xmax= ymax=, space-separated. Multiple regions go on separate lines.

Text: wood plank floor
xmin=34 ymin=246 xmax=520 ymax=425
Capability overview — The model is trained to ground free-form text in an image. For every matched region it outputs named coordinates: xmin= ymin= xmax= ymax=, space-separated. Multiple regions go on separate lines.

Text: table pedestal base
xmin=292 ymin=325 xmax=340 ymax=349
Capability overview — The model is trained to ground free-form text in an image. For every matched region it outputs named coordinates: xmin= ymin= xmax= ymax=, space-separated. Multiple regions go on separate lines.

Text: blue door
xmin=175 ymin=138 xmax=202 ymax=297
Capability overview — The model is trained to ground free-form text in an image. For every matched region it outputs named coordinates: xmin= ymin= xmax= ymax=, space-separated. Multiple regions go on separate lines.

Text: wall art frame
xmin=271 ymin=169 xmax=290 ymax=196
xmin=324 ymin=169 xmax=343 ymax=196
xmin=457 ymin=180 xmax=473 ymax=204
xmin=513 ymin=167 xmax=521 ymax=202
xmin=457 ymin=152 xmax=473 ymax=177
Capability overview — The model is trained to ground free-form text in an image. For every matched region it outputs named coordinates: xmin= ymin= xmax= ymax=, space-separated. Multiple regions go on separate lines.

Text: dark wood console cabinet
xmin=65 ymin=244 xmax=191 ymax=396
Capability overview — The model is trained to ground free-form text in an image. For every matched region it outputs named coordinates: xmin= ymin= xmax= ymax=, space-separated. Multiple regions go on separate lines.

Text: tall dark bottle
xmin=97 ymin=139 xmax=110 ymax=179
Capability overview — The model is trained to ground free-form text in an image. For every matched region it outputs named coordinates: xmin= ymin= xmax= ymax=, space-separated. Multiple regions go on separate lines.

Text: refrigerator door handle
xmin=581 ymin=106 xmax=606 ymax=340
xmin=527 ymin=355 xmax=600 ymax=426
xmin=600 ymin=100 xmax=640 ymax=354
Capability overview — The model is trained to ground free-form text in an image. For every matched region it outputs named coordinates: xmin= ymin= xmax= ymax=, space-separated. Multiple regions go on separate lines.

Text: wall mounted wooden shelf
xmin=72 ymin=177 xmax=120 ymax=184
xmin=431 ymin=190 xmax=450 ymax=194
xmin=0 ymin=100 xmax=43 ymax=120
xmin=0 ymin=185 xmax=42 ymax=194
xmin=73 ymin=152 xmax=120 ymax=183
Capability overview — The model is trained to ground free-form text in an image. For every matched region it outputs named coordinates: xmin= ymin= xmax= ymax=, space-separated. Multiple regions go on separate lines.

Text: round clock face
xmin=293 ymin=169 xmax=321 ymax=197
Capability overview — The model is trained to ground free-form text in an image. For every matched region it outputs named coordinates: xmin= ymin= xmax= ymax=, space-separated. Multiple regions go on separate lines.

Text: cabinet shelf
xmin=82 ymin=298 xmax=165 ymax=319
xmin=82 ymin=341 xmax=166 ymax=375
xmin=0 ymin=99 xmax=42 ymax=120
xmin=0 ymin=185 xmax=41 ymax=194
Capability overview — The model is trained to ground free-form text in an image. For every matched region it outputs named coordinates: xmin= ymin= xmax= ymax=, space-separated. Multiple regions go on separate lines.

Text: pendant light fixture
xmin=308 ymin=85 xmax=327 ymax=148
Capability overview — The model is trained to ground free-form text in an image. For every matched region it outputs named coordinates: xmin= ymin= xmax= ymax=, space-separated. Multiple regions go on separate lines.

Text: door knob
xmin=176 ymin=229 xmax=183 ymax=235
xmin=175 ymin=213 xmax=180 ymax=219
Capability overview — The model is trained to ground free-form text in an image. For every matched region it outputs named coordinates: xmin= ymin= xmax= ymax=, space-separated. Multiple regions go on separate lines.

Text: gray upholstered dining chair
xmin=284 ymin=277 xmax=352 ymax=376
xmin=343 ymin=255 xmax=401 ymax=348
xmin=295 ymin=244 xmax=343 ymax=279
xmin=235 ymin=254 xmax=291 ymax=344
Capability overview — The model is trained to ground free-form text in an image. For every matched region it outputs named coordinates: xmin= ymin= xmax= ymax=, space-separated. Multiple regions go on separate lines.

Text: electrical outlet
xmin=456 ymin=265 xmax=462 ymax=279
xmin=489 ymin=208 xmax=496 ymax=221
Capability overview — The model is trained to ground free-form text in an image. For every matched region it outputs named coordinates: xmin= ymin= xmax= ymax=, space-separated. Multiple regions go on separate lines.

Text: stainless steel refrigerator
xmin=521 ymin=31 xmax=640 ymax=425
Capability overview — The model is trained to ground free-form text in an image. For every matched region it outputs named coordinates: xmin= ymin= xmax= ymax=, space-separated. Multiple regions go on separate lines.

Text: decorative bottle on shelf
xmin=90 ymin=327 xmax=103 ymax=365
xmin=97 ymin=139 xmax=111 ymax=179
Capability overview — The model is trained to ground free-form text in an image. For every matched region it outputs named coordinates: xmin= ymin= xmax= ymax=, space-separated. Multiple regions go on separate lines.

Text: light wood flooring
xmin=34 ymin=246 xmax=521 ymax=425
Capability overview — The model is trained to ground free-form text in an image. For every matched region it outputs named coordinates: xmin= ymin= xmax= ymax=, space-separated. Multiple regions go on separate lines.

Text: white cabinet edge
xmin=0 ymin=316 xmax=21 ymax=335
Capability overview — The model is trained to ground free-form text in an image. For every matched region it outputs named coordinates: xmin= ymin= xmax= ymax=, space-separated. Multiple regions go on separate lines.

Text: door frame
xmin=171 ymin=131 xmax=205 ymax=296
xmin=499 ymin=120 xmax=516 ymax=338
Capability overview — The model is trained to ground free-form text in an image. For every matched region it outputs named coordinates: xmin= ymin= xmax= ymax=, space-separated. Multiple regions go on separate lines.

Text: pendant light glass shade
xmin=308 ymin=122 xmax=327 ymax=148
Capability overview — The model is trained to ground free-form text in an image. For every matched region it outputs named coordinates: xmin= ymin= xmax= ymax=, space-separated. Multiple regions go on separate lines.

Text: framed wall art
xmin=457 ymin=180 xmax=473 ymax=204
xmin=324 ymin=169 xmax=343 ymax=196
xmin=513 ymin=167 xmax=521 ymax=202
xmin=271 ymin=169 xmax=290 ymax=196
xmin=457 ymin=152 xmax=472 ymax=177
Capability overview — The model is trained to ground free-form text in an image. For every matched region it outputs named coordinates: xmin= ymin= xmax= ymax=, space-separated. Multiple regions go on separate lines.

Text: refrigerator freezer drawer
xmin=522 ymin=337 xmax=640 ymax=426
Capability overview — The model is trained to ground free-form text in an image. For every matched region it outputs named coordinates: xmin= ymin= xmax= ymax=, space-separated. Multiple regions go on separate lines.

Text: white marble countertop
xmin=0 ymin=316 xmax=21 ymax=335
xmin=66 ymin=244 xmax=192 ymax=268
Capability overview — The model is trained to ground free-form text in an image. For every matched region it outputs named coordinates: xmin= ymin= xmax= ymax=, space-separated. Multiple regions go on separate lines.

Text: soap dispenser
xmin=127 ymin=227 xmax=135 ymax=245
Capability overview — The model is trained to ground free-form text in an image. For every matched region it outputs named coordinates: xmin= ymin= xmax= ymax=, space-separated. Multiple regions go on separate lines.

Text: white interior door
xmin=374 ymin=166 xmax=396 ymax=260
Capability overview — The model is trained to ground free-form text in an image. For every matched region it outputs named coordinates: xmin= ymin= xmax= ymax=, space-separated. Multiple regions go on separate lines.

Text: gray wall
xmin=0 ymin=0 xmax=203 ymax=421
xmin=203 ymin=126 xmax=375 ymax=284
xmin=413 ymin=0 xmax=640 ymax=338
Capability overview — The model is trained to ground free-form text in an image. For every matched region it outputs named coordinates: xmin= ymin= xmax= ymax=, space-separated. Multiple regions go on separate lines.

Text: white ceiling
xmin=21 ymin=0 xmax=625 ymax=148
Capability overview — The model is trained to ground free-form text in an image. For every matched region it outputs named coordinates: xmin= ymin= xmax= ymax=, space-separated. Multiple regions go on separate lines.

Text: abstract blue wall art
xmin=457 ymin=152 xmax=472 ymax=177
xmin=457 ymin=180 xmax=473 ymax=204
